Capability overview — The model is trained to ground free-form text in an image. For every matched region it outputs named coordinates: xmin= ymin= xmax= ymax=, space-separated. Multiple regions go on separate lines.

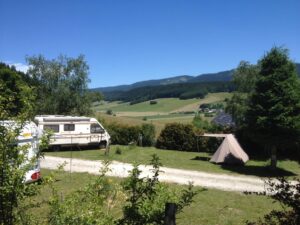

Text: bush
xmin=48 ymin=163 xmax=119 ymax=225
xmin=140 ymin=123 xmax=156 ymax=146
xmin=115 ymin=147 xmax=122 ymax=155
xmin=118 ymin=154 xmax=199 ymax=225
xmin=246 ymin=177 xmax=300 ymax=225
xmin=156 ymin=123 xmax=199 ymax=151
xmin=149 ymin=100 xmax=157 ymax=105
xmin=106 ymin=123 xmax=140 ymax=145
xmin=106 ymin=123 xmax=155 ymax=147
xmin=106 ymin=109 xmax=113 ymax=115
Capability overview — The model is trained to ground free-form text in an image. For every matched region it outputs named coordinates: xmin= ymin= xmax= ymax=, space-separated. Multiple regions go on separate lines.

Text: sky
xmin=0 ymin=0 xmax=299 ymax=88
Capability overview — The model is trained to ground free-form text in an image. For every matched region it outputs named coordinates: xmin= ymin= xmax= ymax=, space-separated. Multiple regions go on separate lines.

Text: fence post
xmin=164 ymin=203 xmax=177 ymax=225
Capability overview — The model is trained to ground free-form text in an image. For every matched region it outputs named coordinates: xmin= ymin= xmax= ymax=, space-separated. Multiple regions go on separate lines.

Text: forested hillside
xmin=104 ymin=81 xmax=235 ymax=103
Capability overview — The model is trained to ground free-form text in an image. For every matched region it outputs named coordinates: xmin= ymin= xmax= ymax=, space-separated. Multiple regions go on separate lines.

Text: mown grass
xmin=46 ymin=145 xmax=300 ymax=179
xmin=30 ymin=169 xmax=281 ymax=225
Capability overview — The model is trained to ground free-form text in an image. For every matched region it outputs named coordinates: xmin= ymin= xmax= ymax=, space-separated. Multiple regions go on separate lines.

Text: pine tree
xmin=246 ymin=47 xmax=300 ymax=169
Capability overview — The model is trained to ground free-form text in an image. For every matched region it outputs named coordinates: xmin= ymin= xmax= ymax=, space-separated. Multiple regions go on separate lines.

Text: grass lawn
xmin=45 ymin=145 xmax=300 ymax=179
xmin=30 ymin=169 xmax=281 ymax=225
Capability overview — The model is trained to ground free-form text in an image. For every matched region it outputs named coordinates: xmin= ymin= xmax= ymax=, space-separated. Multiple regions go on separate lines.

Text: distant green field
xmin=95 ymin=92 xmax=232 ymax=115
xmin=96 ymin=98 xmax=200 ymax=113
xmin=95 ymin=92 xmax=232 ymax=136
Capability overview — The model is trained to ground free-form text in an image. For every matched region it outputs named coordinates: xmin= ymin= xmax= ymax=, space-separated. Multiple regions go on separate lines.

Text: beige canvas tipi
xmin=210 ymin=134 xmax=249 ymax=164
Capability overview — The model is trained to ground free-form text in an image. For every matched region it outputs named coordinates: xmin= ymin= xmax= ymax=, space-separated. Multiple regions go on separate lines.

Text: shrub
xmin=156 ymin=123 xmax=199 ymax=151
xmin=246 ymin=177 xmax=300 ymax=225
xmin=140 ymin=123 xmax=156 ymax=146
xmin=48 ymin=162 xmax=119 ymax=225
xmin=106 ymin=109 xmax=113 ymax=115
xmin=149 ymin=100 xmax=157 ymax=105
xmin=115 ymin=147 xmax=122 ymax=155
xmin=106 ymin=123 xmax=140 ymax=145
xmin=106 ymin=123 xmax=155 ymax=147
xmin=118 ymin=154 xmax=199 ymax=225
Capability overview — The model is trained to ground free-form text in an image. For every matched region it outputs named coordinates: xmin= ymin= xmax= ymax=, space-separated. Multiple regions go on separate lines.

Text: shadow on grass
xmin=220 ymin=164 xmax=296 ymax=178
xmin=191 ymin=156 xmax=211 ymax=161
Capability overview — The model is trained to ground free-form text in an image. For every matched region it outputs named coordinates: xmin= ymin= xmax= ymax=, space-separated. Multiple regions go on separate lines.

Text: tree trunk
xmin=270 ymin=146 xmax=277 ymax=170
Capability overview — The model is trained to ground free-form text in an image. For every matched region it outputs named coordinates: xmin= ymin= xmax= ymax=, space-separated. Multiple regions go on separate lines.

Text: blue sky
xmin=1 ymin=0 xmax=299 ymax=88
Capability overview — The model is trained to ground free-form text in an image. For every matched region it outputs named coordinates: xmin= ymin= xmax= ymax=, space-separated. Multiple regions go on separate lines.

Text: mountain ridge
xmin=92 ymin=63 xmax=300 ymax=93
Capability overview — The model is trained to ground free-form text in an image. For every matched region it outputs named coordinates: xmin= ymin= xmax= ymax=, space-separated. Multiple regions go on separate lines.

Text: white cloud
xmin=6 ymin=62 xmax=30 ymax=73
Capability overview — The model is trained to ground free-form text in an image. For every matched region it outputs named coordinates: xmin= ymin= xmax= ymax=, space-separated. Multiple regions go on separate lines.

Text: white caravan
xmin=1 ymin=121 xmax=41 ymax=183
xmin=34 ymin=115 xmax=110 ymax=150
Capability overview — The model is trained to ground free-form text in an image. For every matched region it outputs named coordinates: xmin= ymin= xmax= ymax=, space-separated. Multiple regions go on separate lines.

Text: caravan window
xmin=44 ymin=125 xmax=59 ymax=133
xmin=64 ymin=124 xmax=75 ymax=131
xmin=91 ymin=123 xmax=104 ymax=134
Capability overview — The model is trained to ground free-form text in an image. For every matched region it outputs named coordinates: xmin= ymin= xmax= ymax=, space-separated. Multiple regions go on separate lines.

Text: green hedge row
xmin=106 ymin=123 xmax=155 ymax=147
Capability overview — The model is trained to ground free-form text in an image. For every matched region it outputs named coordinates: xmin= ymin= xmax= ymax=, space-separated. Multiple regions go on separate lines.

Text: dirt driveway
xmin=41 ymin=156 xmax=268 ymax=192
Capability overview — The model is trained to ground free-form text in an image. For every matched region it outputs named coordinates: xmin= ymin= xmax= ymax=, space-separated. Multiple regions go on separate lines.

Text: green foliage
xmin=106 ymin=109 xmax=113 ymax=115
xmin=245 ymin=47 xmax=300 ymax=155
xmin=106 ymin=123 xmax=155 ymax=147
xmin=48 ymin=162 xmax=120 ymax=225
xmin=150 ymin=100 xmax=157 ymax=105
xmin=233 ymin=61 xmax=258 ymax=93
xmin=118 ymin=154 xmax=198 ymax=225
xmin=0 ymin=63 xmax=35 ymax=119
xmin=140 ymin=124 xmax=156 ymax=146
xmin=246 ymin=177 xmax=300 ymax=225
xmin=88 ymin=91 xmax=104 ymax=103
xmin=225 ymin=93 xmax=248 ymax=127
xmin=192 ymin=114 xmax=213 ymax=131
xmin=26 ymin=54 xmax=91 ymax=116
xmin=156 ymin=123 xmax=199 ymax=151
xmin=115 ymin=147 xmax=122 ymax=155
xmin=0 ymin=63 xmax=44 ymax=225
xmin=226 ymin=47 xmax=300 ymax=160
xmin=106 ymin=123 xmax=140 ymax=145
xmin=225 ymin=61 xmax=258 ymax=127
xmin=46 ymin=155 xmax=198 ymax=225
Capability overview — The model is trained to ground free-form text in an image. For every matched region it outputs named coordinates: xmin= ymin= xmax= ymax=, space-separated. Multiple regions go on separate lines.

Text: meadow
xmin=30 ymin=168 xmax=281 ymax=225
xmin=94 ymin=92 xmax=232 ymax=135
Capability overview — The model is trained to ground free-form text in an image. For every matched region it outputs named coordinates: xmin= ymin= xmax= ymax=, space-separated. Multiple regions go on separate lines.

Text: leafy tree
xmin=0 ymin=64 xmax=42 ymax=224
xmin=245 ymin=47 xmax=300 ymax=168
xmin=0 ymin=63 xmax=35 ymax=119
xmin=26 ymin=54 xmax=91 ymax=115
xmin=225 ymin=61 xmax=258 ymax=127
xmin=88 ymin=91 xmax=104 ymax=103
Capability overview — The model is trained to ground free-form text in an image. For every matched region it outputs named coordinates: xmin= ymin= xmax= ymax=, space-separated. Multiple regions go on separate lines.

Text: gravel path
xmin=41 ymin=156 xmax=268 ymax=192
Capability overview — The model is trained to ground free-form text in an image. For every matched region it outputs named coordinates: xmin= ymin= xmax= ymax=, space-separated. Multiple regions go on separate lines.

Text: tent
xmin=203 ymin=133 xmax=249 ymax=164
